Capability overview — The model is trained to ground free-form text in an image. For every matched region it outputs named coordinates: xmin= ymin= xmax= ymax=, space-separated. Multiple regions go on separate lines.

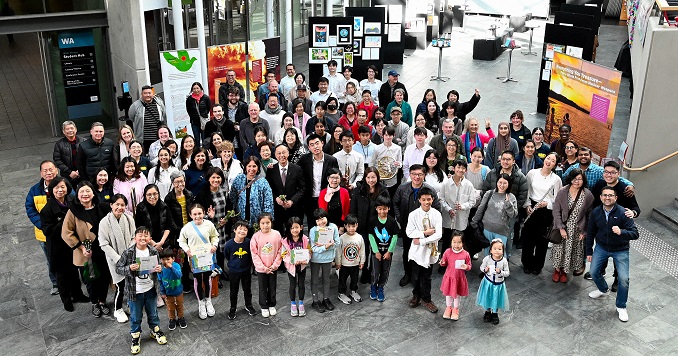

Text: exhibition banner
xmin=207 ymin=37 xmax=280 ymax=104
xmin=547 ymin=52 xmax=622 ymax=162
xmin=160 ymin=49 xmax=202 ymax=138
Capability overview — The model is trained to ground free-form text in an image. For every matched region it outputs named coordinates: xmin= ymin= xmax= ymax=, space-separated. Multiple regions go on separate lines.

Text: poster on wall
xmin=58 ymin=30 xmax=102 ymax=120
xmin=337 ymin=25 xmax=352 ymax=45
xmin=389 ymin=4 xmax=403 ymax=23
xmin=309 ymin=48 xmax=330 ymax=63
xmin=344 ymin=52 xmax=354 ymax=66
xmin=387 ymin=24 xmax=401 ymax=42
xmin=331 ymin=47 xmax=344 ymax=58
xmin=364 ymin=36 xmax=382 ymax=48
xmin=547 ymin=52 xmax=622 ymax=162
xmin=364 ymin=22 xmax=381 ymax=35
xmin=160 ymin=48 xmax=202 ymax=138
xmin=353 ymin=39 xmax=362 ymax=56
xmin=313 ymin=24 xmax=329 ymax=47
xmin=353 ymin=16 xmax=363 ymax=37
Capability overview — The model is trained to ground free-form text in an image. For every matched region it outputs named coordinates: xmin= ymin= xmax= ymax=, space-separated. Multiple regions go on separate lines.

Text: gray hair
xmin=394 ymin=88 xmax=405 ymax=96
xmin=62 ymin=121 xmax=76 ymax=130
xmin=170 ymin=170 xmax=185 ymax=183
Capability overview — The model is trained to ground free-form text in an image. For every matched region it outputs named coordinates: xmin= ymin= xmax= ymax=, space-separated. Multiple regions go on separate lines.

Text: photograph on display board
xmin=369 ymin=48 xmax=380 ymax=60
xmin=354 ymin=16 xmax=364 ymax=37
xmin=364 ymin=22 xmax=381 ymax=35
xmin=331 ymin=47 xmax=344 ymax=58
xmin=344 ymin=52 xmax=354 ymax=66
xmin=329 ymin=36 xmax=337 ymax=47
xmin=337 ymin=25 xmax=352 ymax=45
xmin=309 ymin=48 xmax=330 ymax=63
xmin=364 ymin=36 xmax=382 ymax=48
xmin=313 ymin=24 xmax=329 ymax=47
xmin=353 ymin=39 xmax=362 ymax=56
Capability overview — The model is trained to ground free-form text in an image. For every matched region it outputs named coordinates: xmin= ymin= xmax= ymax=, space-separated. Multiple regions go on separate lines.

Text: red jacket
xmin=318 ymin=187 xmax=351 ymax=223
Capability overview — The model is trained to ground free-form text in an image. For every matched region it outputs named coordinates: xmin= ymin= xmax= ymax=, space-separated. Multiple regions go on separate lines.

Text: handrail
xmin=624 ymin=149 xmax=678 ymax=172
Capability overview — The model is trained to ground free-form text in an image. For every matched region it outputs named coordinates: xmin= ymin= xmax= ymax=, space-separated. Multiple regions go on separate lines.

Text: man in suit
xmin=298 ymin=134 xmax=339 ymax=228
xmin=267 ymin=144 xmax=306 ymax=234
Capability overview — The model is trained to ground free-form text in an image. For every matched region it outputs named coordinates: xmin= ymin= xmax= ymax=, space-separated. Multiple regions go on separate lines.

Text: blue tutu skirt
xmin=476 ymin=277 xmax=509 ymax=312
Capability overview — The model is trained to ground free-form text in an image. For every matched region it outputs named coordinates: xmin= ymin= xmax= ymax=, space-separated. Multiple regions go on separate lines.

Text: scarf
xmin=191 ymin=92 xmax=202 ymax=101
xmin=265 ymin=104 xmax=282 ymax=115
xmin=464 ymin=132 xmax=482 ymax=160
xmin=105 ymin=212 xmax=135 ymax=252
xmin=324 ymin=186 xmax=340 ymax=202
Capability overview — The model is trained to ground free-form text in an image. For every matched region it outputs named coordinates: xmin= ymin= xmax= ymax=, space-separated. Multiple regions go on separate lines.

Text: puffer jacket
xmin=482 ymin=164 xmax=529 ymax=208
xmin=53 ymin=136 xmax=83 ymax=179
xmin=76 ymin=137 xmax=115 ymax=181
xmin=25 ymin=179 xmax=48 ymax=242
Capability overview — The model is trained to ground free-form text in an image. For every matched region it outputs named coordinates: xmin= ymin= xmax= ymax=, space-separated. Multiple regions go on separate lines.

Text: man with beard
xmin=218 ymin=69 xmax=246 ymax=104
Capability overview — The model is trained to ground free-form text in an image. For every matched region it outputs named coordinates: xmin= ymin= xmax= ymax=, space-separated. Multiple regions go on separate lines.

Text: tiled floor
xmin=2 ymin=15 xmax=677 ymax=356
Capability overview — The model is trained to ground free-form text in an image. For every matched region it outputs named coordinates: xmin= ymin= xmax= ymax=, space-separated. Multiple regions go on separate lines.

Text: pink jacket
xmin=250 ymin=229 xmax=283 ymax=273
xmin=281 ymin=235 xmax=312 ymax=277
xmin=113 ymin=175 xmax=148 ymax=215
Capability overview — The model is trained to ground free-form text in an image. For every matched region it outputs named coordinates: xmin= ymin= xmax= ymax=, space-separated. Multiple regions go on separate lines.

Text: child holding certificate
xmin=439 ymin=231 xmax=471 ymax=321
xmin=223 ymin=221 xmax=256 ymax=320
xmin=250 ymin=212 xmax=283 ymax=318
xmin=309 ymin=209 xmax=341 ymax=313
xmin=281 ymin=216 xmax=312 ymax=317
xmin=115 ymin=226 xmax=167 ymax=354
xmin=178 ymin=204 xmax=219 ymax=320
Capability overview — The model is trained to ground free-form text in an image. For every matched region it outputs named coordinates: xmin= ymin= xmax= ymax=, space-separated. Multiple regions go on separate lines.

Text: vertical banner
xmin=160 ymin=49 xmax=202 ymax=138
xmin=207 ymin=37 xmax=280 ymax=104
xmin=547 ymin=52 xmax=622 ymax=162
xmin=58 ymin=30 xmax=102 ymax=120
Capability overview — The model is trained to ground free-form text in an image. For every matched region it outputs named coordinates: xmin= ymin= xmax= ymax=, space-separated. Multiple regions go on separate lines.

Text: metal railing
xmin=624 ymin=149 xmax=678 ymax=172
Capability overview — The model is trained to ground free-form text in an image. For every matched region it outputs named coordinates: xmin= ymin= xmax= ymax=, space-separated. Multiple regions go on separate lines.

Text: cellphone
xmin=121 ymin=81 xmax=130 ymax=94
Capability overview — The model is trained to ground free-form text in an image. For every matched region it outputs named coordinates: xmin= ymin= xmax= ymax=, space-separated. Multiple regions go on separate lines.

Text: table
xmin=523 ymin=22 xmax=540 ymax=56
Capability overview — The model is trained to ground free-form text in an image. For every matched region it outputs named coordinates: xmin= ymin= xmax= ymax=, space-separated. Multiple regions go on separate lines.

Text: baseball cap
xmin=296 ymin=85 xmax=307 ymax=91
xmin=390 ymin=106 xmax=402 ymax=113
xmin=388 ymin=70 xmax=399 ymax=77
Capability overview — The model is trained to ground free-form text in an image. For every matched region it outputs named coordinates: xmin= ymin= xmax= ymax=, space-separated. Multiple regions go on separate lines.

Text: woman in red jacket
xmin=318 ymin=168 xmax=350 ymax=232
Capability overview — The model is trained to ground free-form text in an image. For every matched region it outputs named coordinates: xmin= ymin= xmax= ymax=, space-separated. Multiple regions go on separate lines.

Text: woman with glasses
xmin=560 ymin=140 xmax=579 ymax=174
xmin=531 ymin=127 xmax=550 ymax=160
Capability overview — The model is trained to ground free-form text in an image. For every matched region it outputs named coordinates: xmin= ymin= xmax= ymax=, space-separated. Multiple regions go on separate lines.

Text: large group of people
xmin=26 ymin=62 xmax=640 ymax=354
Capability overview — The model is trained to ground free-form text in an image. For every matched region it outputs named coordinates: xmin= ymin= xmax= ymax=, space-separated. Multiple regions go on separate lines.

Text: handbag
xmin=196 ymin=100 xmax=210 ymax=131
xmin=547 ymin=188 xmax=583 ymax=244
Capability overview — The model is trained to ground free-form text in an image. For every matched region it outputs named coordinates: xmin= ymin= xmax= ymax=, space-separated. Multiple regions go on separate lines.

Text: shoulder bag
xmin=546 ymin=188 xmax=582 ymax=244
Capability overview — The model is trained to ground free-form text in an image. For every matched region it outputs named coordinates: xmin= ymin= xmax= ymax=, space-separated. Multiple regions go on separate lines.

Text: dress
xmin=440 ymin=248 xmax=471 ymax=298
xmin=476 ymin=255 xmax=510 ymax=312
xmin=550 ymin=193 xmax=585 ymax=273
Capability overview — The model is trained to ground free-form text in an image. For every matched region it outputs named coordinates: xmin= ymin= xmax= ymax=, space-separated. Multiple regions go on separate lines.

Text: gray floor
xmin=3 ymin=16 xmax=678 ymax=356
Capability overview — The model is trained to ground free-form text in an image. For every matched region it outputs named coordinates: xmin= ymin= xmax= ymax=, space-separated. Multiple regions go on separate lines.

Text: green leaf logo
xmin=163 ymin=50 xmax=197 ymax=72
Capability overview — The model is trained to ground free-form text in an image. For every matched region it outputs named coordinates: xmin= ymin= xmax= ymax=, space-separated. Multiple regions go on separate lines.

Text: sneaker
xmin=617 ymin=307 xmax=629 ymax=322
xmin=337 ymin=293 xmax=352 ymax=305
xmin=298 ymin=302 xmax=306 ymax=317
xmin=150 ymin=326 xmax=167 ymax=345
xmin=291 ymin=302 xmax=299 ymax=317
xmin=130 ymin=332 xmax=141 ymax=354
xmin=100 ymin=303 xmax=111 ymax=316
xmin=261 ymin=308 xmax=270 ymax=318
xmin=443 ymin=306 xmax=452 ymax=319
xmin=377 ymin=287 xmax=385 ymax=302
xmin=198 ymin=300 xmax=207 ymax=320
xmin=323 ymin=298 xmax=335 ymax=311
xmin=369 ymin=284 xmax=378 ymax=300
xmin=483 ymin=311 xmax=492 ymax=322
xmin=422 ymin=301 xmax=439 ymax=313
xmin=245 ymin=305 xmax=257 ymax=316
xmin=50 ymin=286 xmax=59 ymax=295
xmin=408 ymin=296 xmax=420 ymax=308
xmin=64 ymin=302 xmax=74 ymax=312
xmin=269 ymin=306 xmax=277 ymax=316
xmin=451 ymin=307 xmax=459 ymax=321
xmin=350 ymin=291 xmax=362 ymax=303
xmin=399 ymin=275 xmax=410 ymax=287
xmin=178 ymin=317 xmax=187 ymax=328
xmin=312 ymin=300 xmax=326 ymax=313
xmin=92 ymin=304 xmax=102 ymax=318
xmin=168 ymin=319 xmax=176 ymax=331
xmin=114 ymin=308 xmax=129 ymax=323
xmin=156 ymin=294 xmax=165 ymax=308
xmin=491 ymin=312 xmax=499 ymax=325
xmin=589 ymin=289 xmax=610 ymax=299
xmin=205 ymin=298 xmax=215 ymax=317
xmin=611 ymin=279 xmax=619 ymax=292
xmin=228 ymin=309 xmax=237 ymax=320
xmin=472 ymin=253 xmax=479 ymax=260
xmin=584 ymin=271 xmax=593 ymax=280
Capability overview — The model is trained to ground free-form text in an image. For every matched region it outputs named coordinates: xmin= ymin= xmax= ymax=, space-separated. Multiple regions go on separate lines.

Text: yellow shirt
xmin=177 ymin=195 xmax=188 ymax=225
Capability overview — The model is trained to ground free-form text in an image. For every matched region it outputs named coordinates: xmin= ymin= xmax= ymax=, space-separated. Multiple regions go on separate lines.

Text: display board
xmin=160 ymin=49 xmax=202 ymax=138
xmin=560 ymin=4 xmax=603 ymax=34
xmin=346 ymin=6 xmax=400 ymax=65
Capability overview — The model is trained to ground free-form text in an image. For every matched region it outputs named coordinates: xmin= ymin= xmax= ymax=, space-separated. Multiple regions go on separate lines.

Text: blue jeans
xmin=590 ymin=245 xmax=630 ymax=308
xmin=39 ymin=241 xmax=57 ymax=286
xmin=128 ymin=287 xmax=160 ymax=333
xmin=483 ymin=230 xmax=509 ymax=258
xmin=191 ymin=123 xmax=203 ymax=146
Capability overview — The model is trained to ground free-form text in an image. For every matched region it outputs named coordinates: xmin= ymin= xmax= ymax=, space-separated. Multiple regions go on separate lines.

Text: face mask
xmin=327 ymin=105 xmax=337 ymax=111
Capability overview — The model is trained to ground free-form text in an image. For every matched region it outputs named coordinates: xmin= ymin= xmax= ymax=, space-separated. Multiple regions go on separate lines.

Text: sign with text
xmin=160 ymin=49 xmax=202 ymax=138
xmin=58 ymin=30 xmax=101 ymax=119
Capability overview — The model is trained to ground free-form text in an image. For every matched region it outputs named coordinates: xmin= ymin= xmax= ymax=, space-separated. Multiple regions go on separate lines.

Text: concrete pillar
xmin=285 ymin=0 xmax=293 ymax=63
xmin=172 ymin=0 xmax=185 ymax=50
xmin=266 ymin=0 xmax=275 ymax=37
xmin=194 ymin=0 xmax=209 ymax=92
xmin=325 ymin=0 xmax=333 ymax=16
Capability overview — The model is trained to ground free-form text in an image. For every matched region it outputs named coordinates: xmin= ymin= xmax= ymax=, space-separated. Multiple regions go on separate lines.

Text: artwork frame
xmin=387 ymin=24 xmax=401 ymax=42
xmin=364 ymin=22 xmax=381 ymax=35
xmin=331 ymin=47 xmax=344 ymax=58
xmin=364 ymin=35 xmax=382 ymax=48
xmin=309 ymin=48 xmax=330 ymax=63
xmin=353 ymin=16 xmax=364 ymax=37
xmin=337 ymin=25 xmax=352 ymax=45
xmin=344 ymin=51 xmax=354 ymax=66
xmin=353 ymin=39 xmax=362 ymax=56
xmin=313 ymin=24 xmax=329 ymax=47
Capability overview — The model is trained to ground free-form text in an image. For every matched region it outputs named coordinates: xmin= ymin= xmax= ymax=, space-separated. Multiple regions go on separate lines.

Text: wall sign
xmin=58 ymin=30 xmax=102 ymax=119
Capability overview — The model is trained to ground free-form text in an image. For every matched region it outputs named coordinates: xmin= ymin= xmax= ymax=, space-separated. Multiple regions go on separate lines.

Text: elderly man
xmin=218 ymin=69 xmax=246 ymax=104
xmin=53 ymin=120 xmax=82 ymax=185
xmin=128 ymin=85 xmax=166 ymax=152
xmin=239 ymin=103 xmax=270 ymax=154
xmin=279 ymin=64 xmax=297 ymax=102
xmin=76 ymin=122 xmax=115 ymax=182
xmin=290 ymin=84 xmax=314 ymax=115
xmin=378 ymin=70 xmax=408 ymax=109
xmin=430 ymin=118 xmax=462 ymax=159
xmin=257 ymin=71 xmax=277 ymax=100
xmin=258 ymin=80 xmax=287 ymax=111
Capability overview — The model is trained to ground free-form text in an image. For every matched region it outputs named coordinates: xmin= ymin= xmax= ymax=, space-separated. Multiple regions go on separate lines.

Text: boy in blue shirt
xmin=223 ymin=221 xmax=257 ymax=320
xmin=158 ymin=249 xmax=186 ymax=330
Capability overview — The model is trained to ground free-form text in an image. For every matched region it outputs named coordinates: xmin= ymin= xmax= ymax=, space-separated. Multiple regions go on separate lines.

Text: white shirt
xmin=360 ymin=79 xmax=383 ymax=106
xmin=406 ymin=207 xmax=443 ymax=267
xmin=310 ymin=91 xmax=335 ymax=108
xmin=525 ymin=169 xmax=563 ymax=209
xmin=402 ymin=143 xmax=433 ymax=179
xmin=259 ymin=110 xmax=286 ymax=142
xmin=333 ymin=149 xmax=365 ymax=189
xmin=438 ymin=177 xmax=478 ymax=230
xmin=312 ymin=155 xmax=324 ymax=197
xmin=135 ymin=247 xmax=155 ymax=294
xmin=279 ymin=75 xmax=297 ymax=101
xmin=371 ymin=143 xmax=403 ymax=188
xmin=407 ymin=127 xmax=434 ymax=146
xmin=147 ymin=165 xmax=180 ymax=200
xmin=423 ymin=172 xmax=447 ymax=194
xmin=327 ymin=73 xmax=344 ymax=97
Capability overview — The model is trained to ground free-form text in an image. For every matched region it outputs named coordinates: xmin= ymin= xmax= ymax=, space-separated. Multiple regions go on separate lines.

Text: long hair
xmin=422 ymin=149 xmax=444 ymax=183
xmin=360 ymin=167 xmax=383 ymax=200
xmin=284 ymin=216 xmax=304 ymax=242
xmin=154 ymin=147 xmax=176 ymax=182
xmin=74 ymin=181 xmax=100 ymax=207
xmin=117 ymin=156 xmax=141 ymax=181
xmin=180 ymin=134 xmax=195 ymax=168
xmin=188 ymin=148 xmax=211 ymax=171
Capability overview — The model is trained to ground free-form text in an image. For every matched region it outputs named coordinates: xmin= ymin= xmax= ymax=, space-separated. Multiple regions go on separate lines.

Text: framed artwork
xmin=328 ymin=35 xmax=337 ymax=47
xmin=370 ymin=48 xmax=380 ymax=60
xmin=313 ymin=24 xmax=329 ymax=47
xmin=337 ymin=25 xmax=352 ymax=45
xmin=344 ymin=52 xmax=354 ymax=66
xmin=364 ymin=35 xmax=382 ymax=48
xmin=353 ymin=39 xmax=362 ymax=56
xmin=331 ymin=47 xmax=344 ymax=58
xmin=387 ymin=24 xmax=401 ymax=42
xmin=353 ymin=16 xmax=363 ymax=37
xmin=309 ymin=48 xmax=330 ymax=63
xmin=364 ymin=22 xmax=381 ymax=35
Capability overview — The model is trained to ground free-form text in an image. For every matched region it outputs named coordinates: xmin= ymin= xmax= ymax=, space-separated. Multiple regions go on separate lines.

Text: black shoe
xmin=438 ymin=265 xmax=446 ymax=275
xmin=532 ymin=269 xmax=541 ymax=275
xmin=483 ymin=311 xmax=492 ymax=322
xmin=245 ymin=305 xmax=257 ymax=316
xmin=92 ymin=304 xmax=102 ymax=318
xmin=399 ymin=275 xmax=411 ymax=287
xmin=168 ymin=318 xmax=177 ymax=330
xmin=523 ymin=267 xmax=532 ymax=274
xmin=491 ymin=313 xmax=499 ymax=325
xmin=323 ymin=298 xmax=335 ymax=311
xmin=312 ymin=301 xmax=326 ymax=313
xmin=100 ymin=303 xmax=111 ymax=316
xmin=64 ymin=302 xmax=75 ymax=312
xmin=584 ymin=272 xmax=593 ymax=280
xmin=611 ymin=279 xmax=619 ymax=292
xmin=228 ymin=309 xmax=237 ymax=320
xmin=178 ymin=317 xmax=187 ymax=328
xmin=73 ymin=294 xmax=90 ymax=303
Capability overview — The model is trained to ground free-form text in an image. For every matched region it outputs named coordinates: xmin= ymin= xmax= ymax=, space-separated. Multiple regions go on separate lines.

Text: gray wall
xmin=107 ymin=0 xmax=149 ymax=100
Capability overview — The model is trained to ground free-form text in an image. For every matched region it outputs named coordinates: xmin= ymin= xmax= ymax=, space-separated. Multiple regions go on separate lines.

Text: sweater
xmin=471 ymin=191 xmax=518 ymax=238
xmin=178 ymin=220 xmax=219 ymax=254
xmin=309 ymin=223 xmax=341 ymax=263
xmin=335 ymin=233 xmax=366 ymax=267
xmin=250 ymin=230 xmax=283 ymax=273
xmin=480 ymin=255 xmax=510 ymax=284
xmin=586 ymin=204 xmax=639 ymax=256
xmin=224 ymin=238 xmax=252 ymax=273
xmin=113 ymin=176 xmax=148 ymax=215
xmin=159 ymin=262 xmax=183 ymax=297
xmin=552 ymin=186 xmax=595 ymax=233
xmin=281 ymin=236 xmax=312 ymax=277
xmin=99 ymin=212 xmax=136 ymax=284
xmin=406 ymin=207 xmax=443 ymax=267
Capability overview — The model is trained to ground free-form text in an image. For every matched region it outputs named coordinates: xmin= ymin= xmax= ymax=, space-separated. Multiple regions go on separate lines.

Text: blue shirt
xmin=159 ymin=262 xmax=183 ymax=297
xmin=563 ymin=163 xmax=633 ymax=188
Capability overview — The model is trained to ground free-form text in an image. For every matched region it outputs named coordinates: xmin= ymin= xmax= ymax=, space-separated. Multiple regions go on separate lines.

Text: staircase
xmin=651 ymin=198 xmax=678 ymax=234
xmin=632 ymin=198 xmax=678 ymax=280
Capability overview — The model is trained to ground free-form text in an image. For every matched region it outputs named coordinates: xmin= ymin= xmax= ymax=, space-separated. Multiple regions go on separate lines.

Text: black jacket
xmin=53 ymin=136 xmax=83 ymax=181
xmin=220 ymin=100 xmax=249 ymax=126
xmin=218 ymin=81 xmax=246 ymax=105
xmin=186 ymin=94 xmax=212 ymax=126
xmin=203 ymin=118 xmax=237 ymax=148
xmin=392 ymin=182 xmax=441 ymax=232
xmin=586 ymin=204 xmax=639 ymax=256
xmin=266 ymin=162 xmax=306 ymax=221
xmin=349 ymin=182 xmax=390 ymax=237
xmin=40 ymin=197 xmax=73 ymax=273
xmin=134 ymin=200 xmax=177 ymax=245
xmin=258 ymin=91 xmax=287 ymax=112
xmin=297 ymin=153 xmax=339 ymax=198
xmin=77 ymin=137 xmax=115 ymax=182
xmin=378 ymin=81 xmax=408 ymax=108
xmin=440 ymin=93 xmax=480 ymax=122
xmin=164 ymin=189 xmax=195 ymax=233
xmin=482 ymin=164 xmax=529 ymax=207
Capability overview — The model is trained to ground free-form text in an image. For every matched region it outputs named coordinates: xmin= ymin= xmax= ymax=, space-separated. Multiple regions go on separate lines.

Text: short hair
xmin=47 ymin=176 xmax=73 ymax=198
xmin=344 ymin=214 xmax=358 ymax=225
xmin=409 ymin=163 xmax=425 ymax=173
xmin=228 ymin=87 xmax=240 ymax=95
xmin=163 ymin=139 xmax=178 ymax=149
xmin=413 ymin=127 xmax=427 ymax=136
xmin=339 ymin=130 xmax=354 ymax=141
xmin=604 ymin=160 xmax=621 ymax=172
xmin=294 ymin=72 xmax=306 ymax=82
xmin=601 ymin=186 xmax=617 ymax=195
xmin=495 ymin=173 xmax=513 ymax=193
xmin=394 ymin=88 xmax=405 ymax=96
xmin=453 ymin=159 xmax=468 ymax=169
xmin=233 ymin=220 xmax=250 ymax=231
xmin=141 ymin=85 xmax=153 ymax=91
xmin=253 ymin=125 xmax=269 ymax=137
xmin=326 ymin=168 xmax=341 ymax=177
xmin=559 ymin=123 xmax=572 ymax=132
xmin=384 ymin=126 xmax=396 ymax=136
xmin=318 ymin=76 xmax=329 ymax=84
xmin=366 ymin=65 xmax=378 ymax=75
xmin=356 ymin=108 xmax=368 ymax=117
xmin=501 ymin=150 xmax=516 ymax=159
xmin=206 ymin=166 xmax=226 ymax=183
xmin=374 ymin=196 xmax=391 ymax=208
xmin=314 ymin=208 xmax=329 ymax=219
xmin=447 ymin=90 xmax=459 ymax=99
xmin=159 ymin=249 xmax=175 ymax=259
xmin=258 ymin=212 xmax=273 ymax=223
xmin=257 ymin=140 xmax=275 ymax=152
xmin=418 ymin=187 xmax=435 ymax=199
xmin=286 ymin=63 xmax=295 ymax=69
xmin=342 ymin=65 xmax=353 ymax=73
xmin=91 ymin=122 xmax=104 ymax=129
xmin=315 ymin=100 xmax=327 ymax=110
xmin=220 ymin=140 xmax=234 ymax=152
xmin=169 ymin=170 xmax=185 ymax=183
xmin=510 ymin=110 xmax=524 ymax=121
xmin=110 ymin=193 xmax=128 ymax=206
xmin=362 ymin=89 xmax=372 ymax=96
xmin=62 ymin=120 xmax=76 ymax=130
xmin=565 ymin=168 xmax=588 ymax=188
xmin=358 ymin=125 xmax=371 ymax=135
xmin=578 ymin=147 xmax=592 ymax=155
xmin=40 ymin=159 xmax=56 ymax=171
xmin=135 ymin=226 xmax=152 ymax=236
xmin=327 ymin=60 xmax=338 ymax=67
xmin=306 ymin=133 xmax=323 ymax=146
xmin=75 ymin=181 xmax=100 ymax=207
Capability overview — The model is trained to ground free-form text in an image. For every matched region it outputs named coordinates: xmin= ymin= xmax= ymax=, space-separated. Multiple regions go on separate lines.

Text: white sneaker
xmin=617 ymin=308 xmax=629 ymax=322
xmin=337 ymin=293 xmax=352 ymax=305
xmin=261 ymin=308 xmax=270 ymax=318
xmin=205 ymin=298 xmax=215 ymax=317
xmin=269 ymin=306 xmax=277 ymax=316
xmin=198 ymin=300 xmax=207 ymax=320
xmin=156 ymin=294 xmax=165 ymax=308
xmin=588 ymin=289 xmax=610 ymax=299
xmin=114 ymin=308 xmax=128 ymax=323
xmin=351 ymin=290 xmax=362 ymax=303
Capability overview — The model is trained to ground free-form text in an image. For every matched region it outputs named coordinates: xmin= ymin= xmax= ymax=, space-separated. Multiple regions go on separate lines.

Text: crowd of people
xmin=26 ymin=61 xmax=640 ymax=354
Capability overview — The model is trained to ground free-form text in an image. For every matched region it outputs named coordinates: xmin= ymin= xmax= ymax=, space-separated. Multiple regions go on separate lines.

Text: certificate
xmin=316 ymin=228 xmax=333 ymax=245
xmin=292 ymin=249 xmax=310 ymax=264
xmin=136 ymin=255 xmax=158 ymax=273
xmin=455 ymin=259 xmax=465 ymax=269
xmin=196 ymin=252 xmax=214 ymax=269
xmin=190 ymin=246 xmax=214 ymax=273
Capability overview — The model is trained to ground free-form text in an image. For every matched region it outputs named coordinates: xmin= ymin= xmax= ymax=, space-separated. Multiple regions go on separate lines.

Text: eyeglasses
xmin=410 ymin=173 xmax=425 ymax=177
xmin=601 ymin=194 xmax=616 ymax=198
xmin=603 ymin=171 xmax=618 ymax=175
xmin=565 ymin=146 xmax=576 ymax=149
xmin=533 ymin=133 xmax=543 ymax=136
